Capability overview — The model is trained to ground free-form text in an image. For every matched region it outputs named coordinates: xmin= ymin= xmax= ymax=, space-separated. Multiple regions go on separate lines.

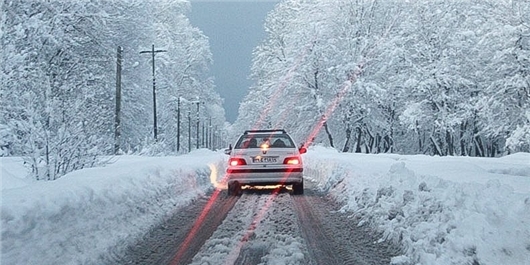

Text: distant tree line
xmin=0 ymin=0 xmax=225 ymax=180
xmin=233 ymin=0 xmax=529 ymax=156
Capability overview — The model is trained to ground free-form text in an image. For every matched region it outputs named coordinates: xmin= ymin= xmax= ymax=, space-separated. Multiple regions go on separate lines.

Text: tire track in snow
xmin=236 ymin=191 xmax=312 ymax=265
xmin=114 ymin=184 xmax=400 ymax=265
xmin=190 ymin=190 xmax=311 ymax=265
xmin=189 ymin=192 xmax=267 ymax=265
xmin=108 ymin=190 xmax=238 ymax=265
xmin=291 ymin=182 xmax=401 ymax=265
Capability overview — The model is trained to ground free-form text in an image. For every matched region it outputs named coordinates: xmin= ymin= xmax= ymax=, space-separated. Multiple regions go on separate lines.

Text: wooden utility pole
xmin=114 ymin=46 xmax=122 ymax=154
xmin=140 ymin=44 xmax=167 ymax=142
xmin=188 ymin=111 xmax=191 ymax=152
xmin=196 ymin=101 xmax=200 ymax=149
xmin=177 ymin=97 xmax=181 ymax=152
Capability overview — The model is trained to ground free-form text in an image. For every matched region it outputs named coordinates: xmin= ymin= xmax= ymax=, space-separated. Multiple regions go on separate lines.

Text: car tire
xmin=292 ymin=182 xmax=304 ymax=195
xmin=227 ymin=182 xmax=241 ymax=196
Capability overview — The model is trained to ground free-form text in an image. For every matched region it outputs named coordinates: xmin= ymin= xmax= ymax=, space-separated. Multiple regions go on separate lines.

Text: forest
xmin=1 ymin=0 xmax=529 ymax=181
xmin=233 ymin=0 xmax=530 ymax=157
xmin=1 ymin=0 xmax=225 ymax=180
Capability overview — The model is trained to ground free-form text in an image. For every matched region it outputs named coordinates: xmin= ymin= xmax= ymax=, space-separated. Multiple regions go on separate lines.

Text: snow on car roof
xmin=244 ymin=129 xmax=287 ymax=134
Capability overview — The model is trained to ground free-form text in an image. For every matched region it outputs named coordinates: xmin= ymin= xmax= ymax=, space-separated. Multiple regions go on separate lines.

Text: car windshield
xmin=234 ymin=134 xmax=295 ymax=149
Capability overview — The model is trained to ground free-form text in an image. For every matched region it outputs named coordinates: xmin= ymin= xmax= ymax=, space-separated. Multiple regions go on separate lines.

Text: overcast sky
xmin=188 ymin=0 xmax=279 ymax=123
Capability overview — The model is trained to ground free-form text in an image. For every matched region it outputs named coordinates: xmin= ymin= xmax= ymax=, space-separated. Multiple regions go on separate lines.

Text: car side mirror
xmin=224 ymin=144 xmax=232 ymax=155
xmin=299 ymin=147 xmax=307 ymax=154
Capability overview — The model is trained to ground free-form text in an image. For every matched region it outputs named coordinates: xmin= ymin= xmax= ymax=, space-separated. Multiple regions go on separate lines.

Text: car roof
xmin=243 ymin=129 xmax=287 ymax=135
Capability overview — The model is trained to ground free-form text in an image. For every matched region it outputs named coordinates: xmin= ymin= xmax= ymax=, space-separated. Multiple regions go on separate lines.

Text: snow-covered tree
xmin=0 ymin=0 xmax=225 ymax=179
xmin=476 ymin=0 xmax=530 ymax=155
xmin=1 ymin=0 xmax=115 ymax=179
xmin=238 ymin=0 xmax=529 ymax=156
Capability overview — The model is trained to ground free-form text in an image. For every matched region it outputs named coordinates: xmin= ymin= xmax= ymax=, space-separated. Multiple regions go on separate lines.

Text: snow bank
xmin=304 ymin=147 xmax=530 ymax=265
xmin=2 ymin=147 xmax=529 ymax=265
xmin=1 ymin=150 xmax=226 ymax=265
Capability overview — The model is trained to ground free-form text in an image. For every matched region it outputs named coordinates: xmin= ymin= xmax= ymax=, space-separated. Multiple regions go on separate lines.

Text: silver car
xmin=224 ymin=129 xmax=307 ymax=195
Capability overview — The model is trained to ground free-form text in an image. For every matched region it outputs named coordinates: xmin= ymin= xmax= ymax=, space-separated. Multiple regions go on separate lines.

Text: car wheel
xmin=292 ymin=182 xmax=304 ymax=195
xmin=228 ymin=182 xmax=241 ymax=196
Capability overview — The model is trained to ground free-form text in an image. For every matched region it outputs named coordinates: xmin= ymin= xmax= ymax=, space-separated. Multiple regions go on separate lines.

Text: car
xmin=224 ymin=129 xmax=307 ymax=196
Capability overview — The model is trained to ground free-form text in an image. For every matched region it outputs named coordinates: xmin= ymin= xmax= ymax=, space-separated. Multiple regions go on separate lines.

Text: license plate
xmin=252 ymin=156 xmax=278 ymax=163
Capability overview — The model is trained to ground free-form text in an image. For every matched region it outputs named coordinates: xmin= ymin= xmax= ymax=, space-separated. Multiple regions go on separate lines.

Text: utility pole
xmin=188 ymin=111 xmax=191 ymax=152
xmin=140 ymin=44 xmax=167 ymax=142
xmin=114 ymin=46 xmax=122 ymax=154
xmin=196 ymin=101 xmax=200 ymax=149
xmin=177 ymin=96 xmax=181 ymax=152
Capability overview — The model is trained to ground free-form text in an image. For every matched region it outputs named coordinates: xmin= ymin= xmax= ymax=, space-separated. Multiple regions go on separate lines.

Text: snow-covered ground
xmin=1 ymin=150 xmax=226 ymax=265
xmin=304 ymin=147 xmax=530 ymax=265
xmin=1 ymin=148 xmax=529 ymax=265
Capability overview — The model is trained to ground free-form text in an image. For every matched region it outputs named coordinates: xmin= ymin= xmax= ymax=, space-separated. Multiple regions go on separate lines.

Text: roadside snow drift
xmin=304 ymin=147 xmax=530 ymax=265
xmin=1 ymin=150 xmax=226 ymax=265
xmin=2 ymin=148 xmax=530 ymax=265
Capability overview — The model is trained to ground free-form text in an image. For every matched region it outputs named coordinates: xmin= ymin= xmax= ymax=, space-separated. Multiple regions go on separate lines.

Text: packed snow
xmin=189 ymin=193 xmax=308 ymax=265
xmin=305 ymin=147 xmax=530 ymax=265
xmin=1 ymin=148 xmax=530 ymax=265
xmin=1 ymin=150 xmax=226 ymax=265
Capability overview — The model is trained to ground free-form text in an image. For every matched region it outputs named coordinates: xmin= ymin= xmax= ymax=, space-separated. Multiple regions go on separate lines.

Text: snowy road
xmin=3 ymin=151 xmax=528 ymax=264
xmin=112 ymin=182 xmax=400 ymax=265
